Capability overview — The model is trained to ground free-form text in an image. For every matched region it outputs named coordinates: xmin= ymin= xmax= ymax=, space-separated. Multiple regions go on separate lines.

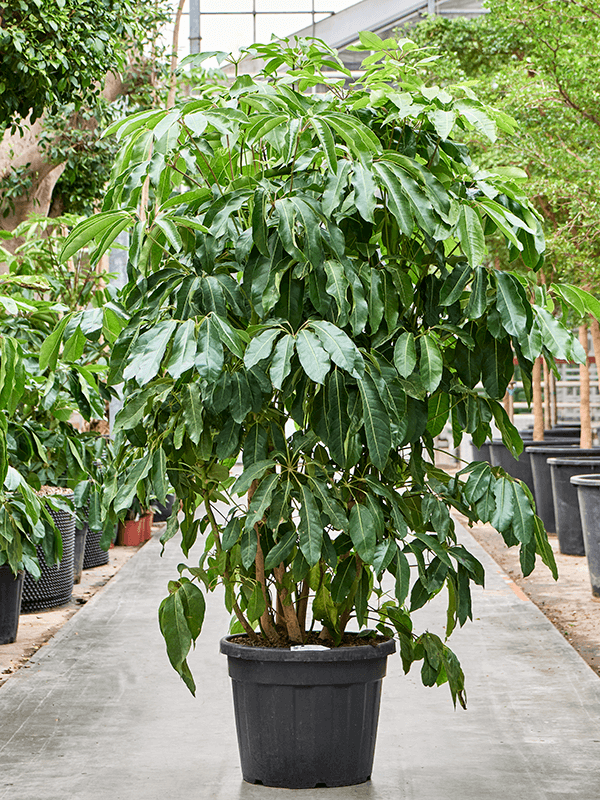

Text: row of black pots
xmin=1 ymin=504 xmax=111 ymax=645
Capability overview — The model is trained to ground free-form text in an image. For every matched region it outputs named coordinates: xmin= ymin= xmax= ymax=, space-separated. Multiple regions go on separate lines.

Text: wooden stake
xmin=543 ymin=358 xmax=551 ymax=430
xmin=580 ymin=324 xmax=592 ymax=448
xmin=532 ymin=357 xmax=544 ymax=440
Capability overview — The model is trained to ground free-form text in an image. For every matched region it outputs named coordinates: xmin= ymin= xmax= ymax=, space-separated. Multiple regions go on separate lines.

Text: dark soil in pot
xmin=571 ymin=474 xmax=600 ymax=595
xmin=549 ymin=459 xmax=600 ymax=555
xmin=526 ymin=445 xmax=600 ymax=533
xmin=220 ymin=634 xmax=396 ymax=789
xmin=0 ymin=566 xmax=24 ymax=645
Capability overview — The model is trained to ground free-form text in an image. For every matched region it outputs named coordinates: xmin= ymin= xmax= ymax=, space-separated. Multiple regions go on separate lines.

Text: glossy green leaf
xmin=457 ymin=204 xmax=485 ymax=267
xmin=348 ymin=504 xmax=376 ymax=564
xmin=419 ymin=333 xmax=443 ymax=393
xmin=181 ymin=384 xmax=204 ymax=445
xmin=394 ymin=332 xmax=417 ymax=378
xmin=167 ymin=320 xmax=196 ymax=379
xmin=296 ymin=329 xmax=330 ymax=384
xmin=297 ymin=482 xmax=323 ymax=566
xmin=270 ymin=334 xmax=295 ymax=390
xmin=358 ymin=373 xmax=392 ymax=471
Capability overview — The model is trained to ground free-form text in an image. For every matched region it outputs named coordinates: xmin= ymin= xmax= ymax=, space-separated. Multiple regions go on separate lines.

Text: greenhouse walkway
xmin=1 ymin=519 xmax=599 ymax=800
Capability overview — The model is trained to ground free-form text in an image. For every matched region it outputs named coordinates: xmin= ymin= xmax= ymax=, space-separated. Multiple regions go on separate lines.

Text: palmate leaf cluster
xmin=63 ymin=34 xmax=585 ymax=704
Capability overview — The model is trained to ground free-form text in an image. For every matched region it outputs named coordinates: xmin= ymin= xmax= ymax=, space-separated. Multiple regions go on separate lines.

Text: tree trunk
xmin=590 ymin=315 xmax=600 ymax=418
xmin=166 ymin=0 xmax=186 ymax=110
xmin=579 ymin=324 xmax=592 ymax=448
xmin=542 ymin=358 xmax=551 ymax=430
xmin=532 ymin=357 xmax=544 ymax=440
xmin=0 ymin=72 xmax=125 ymax=251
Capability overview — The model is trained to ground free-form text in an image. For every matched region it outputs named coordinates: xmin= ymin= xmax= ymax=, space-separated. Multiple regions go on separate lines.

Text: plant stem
xmin=296 ymin=578 xmax=309 ymax=631
xmin=254 ymin=528 xmax=279 ymax=643
xmin=203 ymin=493 xmax=260 ymax=643
xmin=273 ymin=564 xmax=304 ymax=643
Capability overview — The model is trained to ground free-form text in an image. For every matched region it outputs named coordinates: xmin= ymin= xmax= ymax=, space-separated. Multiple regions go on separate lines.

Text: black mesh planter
xmin=83 ymin=526 xmax=110 ymax=569
xmin=0 ymin=566 xmax=24 ymax=644
xmin=22 ymin=500 xmax=75 ymax=613
xmin=220 ymin=636 xmax=396 ymax=789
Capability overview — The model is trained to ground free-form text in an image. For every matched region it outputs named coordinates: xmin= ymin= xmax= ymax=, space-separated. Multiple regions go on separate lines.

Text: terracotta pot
xmin=117 ymin=513 xmax=154 ymax=546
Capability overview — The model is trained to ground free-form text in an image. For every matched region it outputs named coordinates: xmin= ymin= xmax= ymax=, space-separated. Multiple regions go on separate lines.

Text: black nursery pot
xmin=0 ymin=566 xmax=24 ymax=645
xmin=220 ymin=636 xmax=396 ymax=789
xmin=489 ymin=438 xmax=535 ymax=494
xmin=471 ymin=441 xmax=491 ymax=463
xmin=571 ymin=475 xmax=600 ymax=596
xmin=490 ymin=437 xmax=579 ymax=498
xmin=549 ymin=458 xmax=600 ymax=555
xmin=526 ymin=445 xmax=599 ymax=534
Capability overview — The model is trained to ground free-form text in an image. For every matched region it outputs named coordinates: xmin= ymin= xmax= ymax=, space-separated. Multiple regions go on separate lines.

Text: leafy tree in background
xmin=0 ymin=0 xmax=172 ymax=231
xmin=406 ymin=5 xmax=600 ymax=441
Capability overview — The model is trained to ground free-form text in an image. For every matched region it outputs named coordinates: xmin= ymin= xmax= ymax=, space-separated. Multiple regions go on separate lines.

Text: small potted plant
xmin=62 ymin=34 xmax=594 ymax=788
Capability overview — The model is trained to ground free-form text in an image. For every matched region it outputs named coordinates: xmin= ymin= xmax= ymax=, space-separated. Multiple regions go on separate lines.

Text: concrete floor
xmin=1 ymin=520 xmax=600 ymax=800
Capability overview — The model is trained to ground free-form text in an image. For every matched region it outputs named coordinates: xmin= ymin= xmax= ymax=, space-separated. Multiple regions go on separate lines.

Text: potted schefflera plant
xmin=62 ymin=34 xmax=588 ymax=789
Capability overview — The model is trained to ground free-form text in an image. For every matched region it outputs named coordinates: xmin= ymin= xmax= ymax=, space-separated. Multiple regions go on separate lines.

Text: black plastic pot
xmin=0 ymin=566 xmax=24 ymax=644
xmin=490 ymin=437 xmax=579 ymax=497
xmin=544 ymin=427 xmax=581 ymax=438
xmin=220 ymin=636 xmax=396 ymax=789
xmin=22 ymin=505 xmax=75 ymax=613
xmin=526 ymin=445 xmax=600 ymax=533
xmin=151 ymin=494 xmax=176 ymax=522
xmin=549 ymin=458 xmax=600 ymax=555
xmin=83 ymin=524 xmax=110 ymax=569
xmin=73 ymin=524 xmax=87 ymax=584
xmin=571 ymin=474 xmax=600 ymax=595
xmin=471 ymin=441 xmax=491 ymax=463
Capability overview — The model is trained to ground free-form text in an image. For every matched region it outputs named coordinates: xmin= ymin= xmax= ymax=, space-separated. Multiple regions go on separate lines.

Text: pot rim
xmin=220 ymin=634 xmax=396 ymax=662
xmin=526 ymin=445 xmax=599 ymax=454
xmin=570 ymin=474 xmax=600 ymax=487
xmin=548 ymin=457 xmax=600 ymax=466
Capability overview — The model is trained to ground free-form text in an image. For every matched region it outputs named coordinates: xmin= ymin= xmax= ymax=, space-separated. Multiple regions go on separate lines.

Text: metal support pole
xmin=190 ymin=0 xmax=200 ymax=54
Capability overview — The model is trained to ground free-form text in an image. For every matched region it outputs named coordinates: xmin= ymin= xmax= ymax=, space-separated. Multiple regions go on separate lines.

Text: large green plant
xmin=63 ymin=34 xmax=593 ymax=706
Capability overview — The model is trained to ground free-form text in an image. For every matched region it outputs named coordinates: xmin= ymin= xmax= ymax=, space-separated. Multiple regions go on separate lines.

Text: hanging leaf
xmin=419 ymin=333 xmax=443 ymax=393
xmin=296 ymin=329 xmax=331 ymax=384
xmin=394 ymin=332 xmax=417 ymax=378
xmin=457 ymin=205 xmax=485 ymax=267
xmin=358 ymin=373 xmax=392 ymax=471
xmin=348 ymin=504 xmax=376 ymax=564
